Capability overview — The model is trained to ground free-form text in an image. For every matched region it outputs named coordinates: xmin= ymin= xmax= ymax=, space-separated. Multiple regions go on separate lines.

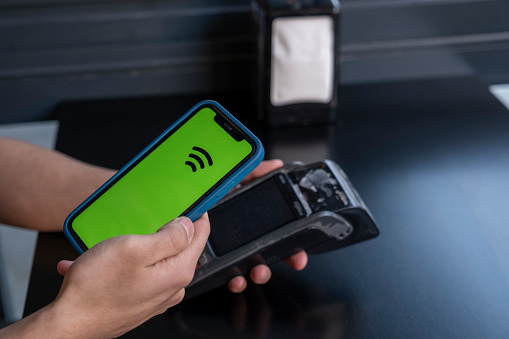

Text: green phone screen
xmin=71 ymin=107 xmax=253 ymax=248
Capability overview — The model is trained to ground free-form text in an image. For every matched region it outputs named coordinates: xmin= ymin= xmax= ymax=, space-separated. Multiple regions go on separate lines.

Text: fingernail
xmin=177 ymin=217 xmax=194 ymax=240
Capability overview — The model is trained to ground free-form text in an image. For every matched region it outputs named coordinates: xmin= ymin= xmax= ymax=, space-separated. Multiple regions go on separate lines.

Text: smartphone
xmin=186 ymin=160 xmax=379 ymax=298
xmin=64 ymin=100 xmax=264 ymax=253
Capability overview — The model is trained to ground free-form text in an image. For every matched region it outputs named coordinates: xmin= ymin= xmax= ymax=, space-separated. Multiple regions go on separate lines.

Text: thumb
xmin=57 ymin=260 xmax=74 ymax=276
xmin=145 ymin=217 xmax=195 ymax=262
xmin=157 ymin=217 xmax=194 ymax=239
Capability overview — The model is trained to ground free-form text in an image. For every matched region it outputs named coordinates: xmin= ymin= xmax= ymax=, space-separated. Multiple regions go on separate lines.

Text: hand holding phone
xmin=64 ymin=100 xmax=264 ymax=253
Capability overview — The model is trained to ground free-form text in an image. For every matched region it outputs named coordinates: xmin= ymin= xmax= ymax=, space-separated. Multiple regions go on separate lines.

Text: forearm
xmin=0 ymin=302 xmax=93 ymax=339
xmin=0 ymin=303 xmax=62 ymax=339
xmin=0 ymin=137 xmax=114 ymax=231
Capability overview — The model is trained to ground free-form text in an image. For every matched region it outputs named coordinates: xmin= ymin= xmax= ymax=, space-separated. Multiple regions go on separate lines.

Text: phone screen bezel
xmin=66 ymin=102 xmax=257 ymax=252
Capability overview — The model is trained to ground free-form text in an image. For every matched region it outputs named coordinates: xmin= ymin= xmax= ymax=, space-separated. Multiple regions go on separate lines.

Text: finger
xmin=249 ymin=265 xmax=271 ymax=285
xmin=240 ymin=159 xmax=284 ymax=184
xmin=152 ymin=213 xmax=210 ymax=284
xmin=154 ymin=213 xmax=210 ymax=271
xmin=57 ymin=260 xmax=74 ymax=276
xmin=181 ymin=213 xmax=210 ymax=262
xmin=283 ymin=250 xmax=308 ymax=271
xmin=143 ymin=217 xmax=194 ymax=263
xmin=228 ymin=276 xmax=247 ymax=293
xmin=188 ymin=213 xmax=210 ymax=245
xmin=192 ymin=212 xmax=210 ymax=233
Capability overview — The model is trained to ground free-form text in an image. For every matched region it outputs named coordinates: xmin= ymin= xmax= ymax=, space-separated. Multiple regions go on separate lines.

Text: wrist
xmin=44 ymin=298 xmax=105 ymax=339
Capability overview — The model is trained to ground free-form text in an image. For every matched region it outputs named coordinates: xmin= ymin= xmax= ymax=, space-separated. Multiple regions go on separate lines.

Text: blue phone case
xmin=64 ymin=100 xmax=265 ymax=253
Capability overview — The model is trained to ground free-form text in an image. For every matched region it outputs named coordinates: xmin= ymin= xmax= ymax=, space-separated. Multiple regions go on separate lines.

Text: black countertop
xmin=25 ymin=77 xmax=509 ymax=338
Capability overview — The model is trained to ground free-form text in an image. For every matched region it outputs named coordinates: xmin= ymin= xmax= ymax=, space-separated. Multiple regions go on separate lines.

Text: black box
xmin=253 ymin=0 xmax=341 ymax=126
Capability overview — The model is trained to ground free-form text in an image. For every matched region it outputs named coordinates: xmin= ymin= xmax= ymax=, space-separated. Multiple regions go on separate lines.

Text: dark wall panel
xmin=1 ymin=0 xmax=509 ymax=123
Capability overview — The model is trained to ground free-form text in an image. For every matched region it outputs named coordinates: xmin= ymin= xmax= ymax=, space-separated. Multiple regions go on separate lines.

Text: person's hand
xmin=50 ymin=214 xmax=210 ymax=339
xmin=226 ymin=159 xmax=308 ymax=293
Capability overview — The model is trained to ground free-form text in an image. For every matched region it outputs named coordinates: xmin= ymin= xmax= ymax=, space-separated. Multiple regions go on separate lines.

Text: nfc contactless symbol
xmin=185 ymin=146 xmax=213 ymax=172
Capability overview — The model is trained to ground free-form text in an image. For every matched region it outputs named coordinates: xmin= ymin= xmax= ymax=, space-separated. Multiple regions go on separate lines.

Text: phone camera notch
xmin=214 ymin=111 xmax=244 ymax=141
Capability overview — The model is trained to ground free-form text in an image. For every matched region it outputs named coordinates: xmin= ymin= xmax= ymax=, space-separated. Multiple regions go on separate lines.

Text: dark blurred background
xmin=1 ymin=0 xmax=509 ymax=123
